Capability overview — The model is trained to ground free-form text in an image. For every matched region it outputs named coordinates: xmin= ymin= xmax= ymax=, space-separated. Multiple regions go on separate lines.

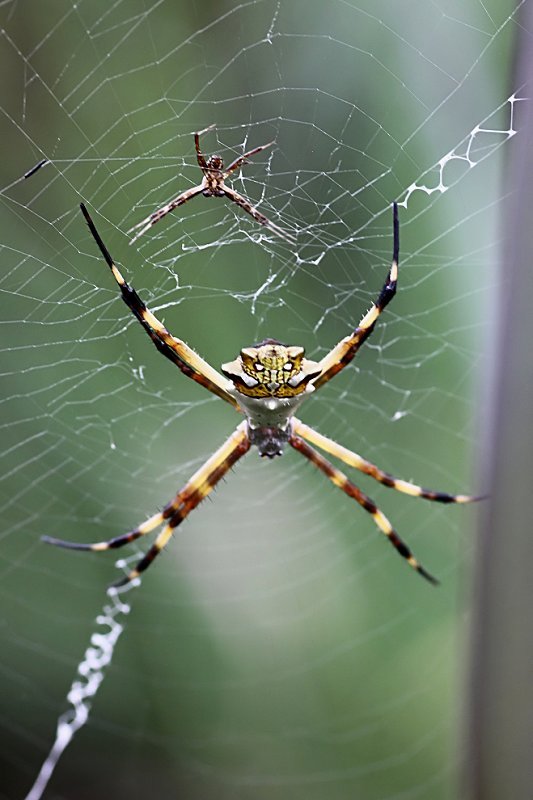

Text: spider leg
xmin=128 ymin=184 xmax=205 ymax=244
xmin=292 ymin=419 xmax=480 ymax=503
xmin=222 ymin=186 xmax=296 ymax=243
xmin=223 ymin=141 xmax=275 ymax=176
xmin=194 ymin=124 xmax=216 ymax=169
xmin=289 ymin=432 xmax=438 ymax=585
xmin=312 ymin=203 xmax=399 ymax=391
xmin=42 ymin=510 xmax=165 ymax=552
xmin=115 ymin=422 xmax=250 ymax=587
xmin=80 ymin=204 xmax=239 ymax=409
xmin=43 ymin=422 xmax=251 ymax=588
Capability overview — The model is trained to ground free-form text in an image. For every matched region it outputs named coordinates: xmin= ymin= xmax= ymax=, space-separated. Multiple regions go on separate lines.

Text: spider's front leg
xmin=81 ymin=204 xmax=239 ymax=409
xmin=223 ymin=140 xmax=275 ymax=177
xmin=194 ymin=124 xmax=216 ymax=170
xmin=313 ymin=203 xmax=399 ymax=391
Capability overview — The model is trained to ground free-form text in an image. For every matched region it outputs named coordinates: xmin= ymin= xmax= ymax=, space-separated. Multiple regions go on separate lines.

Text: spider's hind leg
xmin=113 ymin=422 xmax=251 ymax=587
xmin=289 ymin=432 xmax=439 ymax=585
xmin=42 ymin=510 xmax=164 ymax=552
xmin=292 ymin=419 xmax=481 ymax=504
xmin=43 ymin=423 xmax=251 ymax=588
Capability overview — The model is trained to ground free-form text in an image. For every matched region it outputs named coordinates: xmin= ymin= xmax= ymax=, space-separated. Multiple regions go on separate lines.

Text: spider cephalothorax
xmin=43 ymin=203 xmax=480 ymax=589
xmin=205 ymin=154 xmax=224 ymax=171
xmin=221 ymin=339 xmax=321 ymax=398
xmin=202 ymin=155 xmax=226 ymax=197
xmin=128 ymin=125 xmax=295 ymax=244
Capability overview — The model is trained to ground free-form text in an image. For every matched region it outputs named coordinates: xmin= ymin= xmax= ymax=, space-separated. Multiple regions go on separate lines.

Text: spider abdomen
xmin=248 ymin=424 xmax=290 ymax=458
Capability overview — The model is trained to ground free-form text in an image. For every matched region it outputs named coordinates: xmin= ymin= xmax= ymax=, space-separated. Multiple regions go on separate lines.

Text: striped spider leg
xmin=283 ymin=202 xmax=478 ymax=582
xmin=312 ymin=202 xmax=399 ymax=391
xmin=44 ymin=203 xmax=479 ymax=589
xmin=292 ymin=420 xmax=475 ymax=505
xmin=289 ymin=433 xmax=439 ymax=584
xmin=290 ymin=419 xmax=479 ymax=585
xmin=44 ymin=423 xmax=250 ymax=588
xmin=129 ymin=125 xmax=296 ymax=245
xmin=80 ymin=204 xmax=238 ymax=410
xmin=42 ymin=204 xmax=249 ymax=586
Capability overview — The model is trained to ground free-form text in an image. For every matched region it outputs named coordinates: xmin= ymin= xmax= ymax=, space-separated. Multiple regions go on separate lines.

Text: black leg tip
xmin=110 ymin=573 xmax=140 ymax=591
xmin=418 ymin=565 xmax=440 ymax=586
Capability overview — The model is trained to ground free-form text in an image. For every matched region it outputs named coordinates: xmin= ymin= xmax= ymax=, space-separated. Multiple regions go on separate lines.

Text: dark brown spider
xmin=129 ymin=125 xmax=296 ymax=244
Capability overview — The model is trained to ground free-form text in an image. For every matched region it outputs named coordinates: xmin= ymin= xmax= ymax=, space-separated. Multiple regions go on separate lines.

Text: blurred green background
xmin=0 ymin=1 xmax=519 ymax=798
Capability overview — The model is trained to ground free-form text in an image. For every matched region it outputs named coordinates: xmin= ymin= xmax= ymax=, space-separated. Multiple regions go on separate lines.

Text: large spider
xmin=43 ymin=203 xmax=478 ymax=588
xmin=128 ymin=125 xmax=296 ymax=245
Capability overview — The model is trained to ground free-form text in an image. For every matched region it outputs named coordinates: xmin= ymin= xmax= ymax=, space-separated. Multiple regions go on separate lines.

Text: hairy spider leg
xmin=194 ymin=123 xmax=217 ymax=169
xmin=223 ymin=141 xmax=275 ymax=176
xmin=222 ymin=186 xmax=296 ymax=243
xmin=80 ymin=204 xmax=238 ymax=409
xmin=43 ymin=423 xmax=251 ymax=588
xmin=313 ymin=202 xmax=399 ymax=391
xmin=289 ymin=433 xmax=439 ymax=585
xmin=115 ymin=422 xmax=250 ymax=587
xmin=292 ymin=419 xmax=480 ymax=503
xmin=128 ymin=185 xmax=205 ymax=243
xmin=42 ymin=510 xmax=164 ymax=552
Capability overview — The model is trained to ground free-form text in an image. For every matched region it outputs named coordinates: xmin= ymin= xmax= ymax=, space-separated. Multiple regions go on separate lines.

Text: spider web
xmin=0 ymin=1 xmax=525 ymax=798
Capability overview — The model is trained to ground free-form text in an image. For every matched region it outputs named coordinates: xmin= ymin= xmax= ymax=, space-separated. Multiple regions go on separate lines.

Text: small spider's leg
xmin=313 ymin=203 xmax=399 ymax=391
xmin=223 ymin=141 xmax=275 ymax=176
xmin=289 ymin=432 xmax=438 ymax=585
xmin=292 ymin=419 xmax=480 ymax=504
xmin=42 ymin=510 xmax=165 ymax=552
xmin=128 ymin=184 xmax=205 ymax=244
xmin=194 ymin=124 xmax=216 ymax=170
xmin=114 ymin=422 xmax=251 ymax=587
xmin=222 ymin=187 xmax=296 ymax=243
xmin=80 ymin=204 xmax=239 ymax=410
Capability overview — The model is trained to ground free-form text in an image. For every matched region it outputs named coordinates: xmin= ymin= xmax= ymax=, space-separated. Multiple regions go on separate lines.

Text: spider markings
xmin=42 ymin=203 xmax=480 ymax=588
xmin=128 ymin=125 xmax=296 ymax=245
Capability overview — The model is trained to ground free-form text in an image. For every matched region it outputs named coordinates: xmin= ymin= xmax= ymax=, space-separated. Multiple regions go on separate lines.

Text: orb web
xmin=0 ymin=2 xmax=525 ymax=798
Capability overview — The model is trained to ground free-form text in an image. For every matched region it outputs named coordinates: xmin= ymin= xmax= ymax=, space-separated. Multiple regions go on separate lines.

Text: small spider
xmin=43 ymin=203 xmax=479 ymax=588
xmin=128 ymin=125 xmax=296 ymax=245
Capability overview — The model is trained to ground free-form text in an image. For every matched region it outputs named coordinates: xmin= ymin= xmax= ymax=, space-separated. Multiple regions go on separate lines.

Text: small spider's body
xmin=129 ymin=127 xmax=295 ymax=243
xmin=201 ymin=155 xmax=226 ymax=197
xmin=44 ymin=203 xmax=480 ymax=589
